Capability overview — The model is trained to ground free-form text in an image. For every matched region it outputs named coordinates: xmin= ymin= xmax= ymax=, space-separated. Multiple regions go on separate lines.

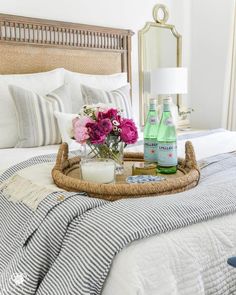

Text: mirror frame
xmin=138 ymin=5 xmax=182 ymax=126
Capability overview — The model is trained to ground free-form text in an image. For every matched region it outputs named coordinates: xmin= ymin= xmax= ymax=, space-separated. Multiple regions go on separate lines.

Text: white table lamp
xmin=151 ymin=67 xmax=188 ymax=126
xmin=151 ymin=67 xmax=188 ymax=96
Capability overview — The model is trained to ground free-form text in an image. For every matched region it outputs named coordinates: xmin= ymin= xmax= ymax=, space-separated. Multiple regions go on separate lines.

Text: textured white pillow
xmin=81 ymin=83 xmax=133 ymax=119
xmin=64 ymin=70 xmax=127 ymax=114
xmin=9 ymin=84 xmax=70 ymax=148
xmin=0 ymin=68 xmax=65 ymax=148
xmin=54 ymin=111 xmax=78 ymax=145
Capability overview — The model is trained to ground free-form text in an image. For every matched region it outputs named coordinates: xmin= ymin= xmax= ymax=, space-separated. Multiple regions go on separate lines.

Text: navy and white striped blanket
xmin=1 ymin=150 xmax=236 ymax=294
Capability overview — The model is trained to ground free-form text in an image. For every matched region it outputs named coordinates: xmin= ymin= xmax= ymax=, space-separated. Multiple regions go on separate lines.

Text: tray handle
xmin=184 ymin=141 xmax=198 ymax=170
xmin=54 ymin=142 xmax=69 ymax=172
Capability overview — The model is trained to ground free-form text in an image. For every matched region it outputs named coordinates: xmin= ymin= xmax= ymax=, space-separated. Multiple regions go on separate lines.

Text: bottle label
xmin=158 ymin=142 xmax=177 ymax=167
xmin=144 ymin=139 xmax=158 ymax=162
xmin=164 ymin=117 xmax=174 ymax=126
xmin=149 ymin=116 xmax=158 ymax=125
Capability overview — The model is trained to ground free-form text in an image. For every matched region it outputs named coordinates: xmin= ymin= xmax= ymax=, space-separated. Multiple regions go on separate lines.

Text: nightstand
xmin=177 ymin=128 xmax=207 ymax=136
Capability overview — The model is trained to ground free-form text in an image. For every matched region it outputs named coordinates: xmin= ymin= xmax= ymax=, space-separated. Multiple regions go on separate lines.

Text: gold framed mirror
xmin=138 ymin=4 xmax=182 ymax=126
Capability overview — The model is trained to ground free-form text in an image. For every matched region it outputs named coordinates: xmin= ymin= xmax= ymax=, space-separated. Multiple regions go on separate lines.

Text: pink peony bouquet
xmin=73 ymin=105 xmax=138 ymax=170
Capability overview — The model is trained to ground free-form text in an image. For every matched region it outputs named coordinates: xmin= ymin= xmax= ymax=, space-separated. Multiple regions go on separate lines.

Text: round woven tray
xmin=52 ymin=141 xmax=200 ymax=201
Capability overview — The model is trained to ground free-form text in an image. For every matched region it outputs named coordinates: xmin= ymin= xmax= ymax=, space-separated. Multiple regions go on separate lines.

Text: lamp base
xmin=177 ymin=105 xmax=192 ymax=129
xmin=177 ymin=117 xmax=191 ymax=129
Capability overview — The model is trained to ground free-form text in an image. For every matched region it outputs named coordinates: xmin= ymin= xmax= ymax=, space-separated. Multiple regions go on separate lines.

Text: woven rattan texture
xmin=0 ymin=13 xmax=133 ymax=80
xmin=52 ymin=142 xmax=200 ymax=201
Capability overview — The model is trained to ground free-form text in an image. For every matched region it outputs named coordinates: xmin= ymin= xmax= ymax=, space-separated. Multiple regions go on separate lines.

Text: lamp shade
xmin=151 ymin=67 xmax=188 ymax=95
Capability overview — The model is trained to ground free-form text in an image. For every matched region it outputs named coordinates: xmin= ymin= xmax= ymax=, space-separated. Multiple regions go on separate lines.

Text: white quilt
xmin=103 ymin=212 xmax=236 ymax=295
xmin=1 ymin=130 xmax=236 ymax=294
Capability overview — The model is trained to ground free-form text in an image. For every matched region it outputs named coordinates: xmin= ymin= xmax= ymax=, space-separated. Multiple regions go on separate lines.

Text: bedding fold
xmin=0 ymin=174 xmax=57 ymax=210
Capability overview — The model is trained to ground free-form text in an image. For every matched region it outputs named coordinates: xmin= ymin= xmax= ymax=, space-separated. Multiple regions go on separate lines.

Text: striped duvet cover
xmin=1 ymin=132 xmax=236 ymax=294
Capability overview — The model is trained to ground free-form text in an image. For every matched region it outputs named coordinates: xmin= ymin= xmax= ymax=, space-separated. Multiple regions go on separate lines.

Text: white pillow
xmin=54 ymin=111 xmax=78 ymax=145
xmin=9 ymin=84 xmax=70 ymax=148
xmin=64 ymin=70 xmax=127 ymax=113
xmin=80 ymin=83 xmax=133 ymax=119
xmin=0 ymin=68 xmax=65 ymax=148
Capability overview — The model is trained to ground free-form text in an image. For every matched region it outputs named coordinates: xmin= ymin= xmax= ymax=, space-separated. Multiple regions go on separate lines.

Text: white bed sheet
xmin=0 ymin=145 xmax=60 ymax=174
xmin=0 ymin=141 xmax=83 ymax=173
xmin=1 ymin=130 xmax=236 ymax=172
xmin=1 ymin=130 xmax=236 ymax=294
xmin=126 ymin=129 xmax=236 ymax=162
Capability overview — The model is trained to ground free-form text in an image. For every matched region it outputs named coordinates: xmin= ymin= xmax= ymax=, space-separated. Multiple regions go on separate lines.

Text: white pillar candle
xmin=81 ymin=159 xmax=115 ymax=184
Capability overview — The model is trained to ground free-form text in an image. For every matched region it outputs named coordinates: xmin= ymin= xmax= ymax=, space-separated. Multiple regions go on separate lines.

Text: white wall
xmin=189 ymin=0 xmax=234 ymax=129
xmin=1 ymin=0 xmax=233 ymax=129
xmin=172 ymin=0 xmax=234 ymax=129
xmin=0 ymin=0 xmax=175 ymax=125
xmin=171 ymin=1 xmax=191 ymax=112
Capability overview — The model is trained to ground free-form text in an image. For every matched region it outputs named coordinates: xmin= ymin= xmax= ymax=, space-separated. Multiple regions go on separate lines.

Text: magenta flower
xmin=97 ymin=108 xmax=120 ymax=121
xmin=73 ymin=106 xmax=138 ymax=148
xmin=120 ymin=119 xmax=138 ymax=144
xmin=94 ymin=105 xmax=110 ymax=118
xmin=86 ymin=122 xmax=106 ymax=144
xmin=98 ymin=118 xmax=113 ymax=135
xmin=105 ymin=108 xmax=119 ymax=119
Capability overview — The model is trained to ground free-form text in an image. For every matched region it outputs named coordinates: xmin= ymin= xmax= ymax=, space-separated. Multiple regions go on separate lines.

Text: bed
xmin=1 ymin=14 xmax=236 ymax=295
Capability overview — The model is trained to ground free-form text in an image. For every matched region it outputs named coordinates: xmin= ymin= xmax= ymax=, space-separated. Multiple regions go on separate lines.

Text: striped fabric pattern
xmin=9 ymin=84 xmax=71 ymax=148
xmin=81 ymin=83 xmax=133 ymax=119
xmin=1 ymin=151 xmax=236 ymax=294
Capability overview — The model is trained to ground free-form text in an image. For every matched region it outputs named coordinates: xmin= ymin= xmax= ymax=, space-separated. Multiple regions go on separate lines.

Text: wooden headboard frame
xmin=0 ymin=13 xmax=134 ymax=83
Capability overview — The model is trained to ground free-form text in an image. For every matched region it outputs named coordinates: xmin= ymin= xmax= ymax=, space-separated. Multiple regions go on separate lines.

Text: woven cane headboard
xmin=0 ymin=14 xmax=134 ymax=84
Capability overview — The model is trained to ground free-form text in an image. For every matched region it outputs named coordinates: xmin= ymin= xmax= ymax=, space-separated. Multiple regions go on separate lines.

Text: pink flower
xmin=98 ymin=119 xmax=113 ymax=135
xmin=73 ymin=116 xmax=94 ymax=128
xmin=72 ymin=117 xmax=79 ymax=128
xmin=120 ymin=119 xmax=138 ymax=144
xmin=86 ymin=122 xmax=106 ymax=144
xmin=73 ymin=116 xmax=96 ymax=144
xmin=74 ymin=126 xmax=89 ymax=144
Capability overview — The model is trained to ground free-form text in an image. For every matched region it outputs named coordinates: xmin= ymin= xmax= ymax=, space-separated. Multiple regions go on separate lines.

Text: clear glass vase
xmin=88 ymin=137 xmax=124 ymax=175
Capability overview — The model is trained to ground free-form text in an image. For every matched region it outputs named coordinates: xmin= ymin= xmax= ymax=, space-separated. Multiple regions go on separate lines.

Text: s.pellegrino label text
xmin=149 ymin=116 xmax=157 ymax=125
xmin=144 ymin=99 xmax=159 ymax=162
xmin=158 ymin=142 xmax=177 ymax=167
xmin=144 ymin=139 xmax=158 ymax=162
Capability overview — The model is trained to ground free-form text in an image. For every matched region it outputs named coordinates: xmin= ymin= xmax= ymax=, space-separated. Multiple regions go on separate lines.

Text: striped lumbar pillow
xmin=80 ymin=83 xmax=133 ymax=119
xmin=9 ymin=84 xmax=71 ymax=147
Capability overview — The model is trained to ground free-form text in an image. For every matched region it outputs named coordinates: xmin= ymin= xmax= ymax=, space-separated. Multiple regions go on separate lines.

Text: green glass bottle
xmin=144 ymin=98 xmax=159 ymax=162
xmin=157 ymin=97 xmax=177 ymax=174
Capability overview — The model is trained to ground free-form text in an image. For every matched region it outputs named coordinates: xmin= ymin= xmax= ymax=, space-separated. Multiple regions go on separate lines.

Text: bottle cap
xmin=150 ymin=98 xmax=157 ymax=104
xmin=163 ymin=96 xmax=172 ymax=104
